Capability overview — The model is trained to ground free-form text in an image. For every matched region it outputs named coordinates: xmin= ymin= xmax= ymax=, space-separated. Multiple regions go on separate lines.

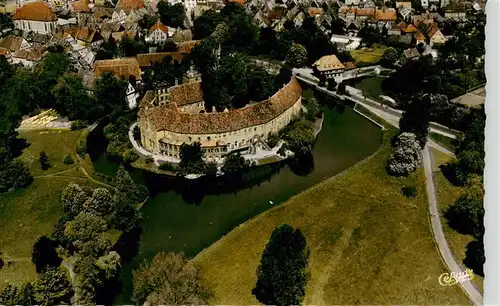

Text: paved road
xmin=422 ymin=146 xmax=483 ymax=306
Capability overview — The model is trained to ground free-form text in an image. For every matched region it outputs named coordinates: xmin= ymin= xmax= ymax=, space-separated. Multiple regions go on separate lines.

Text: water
xmin=88 ymin=104 xmax=382 ymax=303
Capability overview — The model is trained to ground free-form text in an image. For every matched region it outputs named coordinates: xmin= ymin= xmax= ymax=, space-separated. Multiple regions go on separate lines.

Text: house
xmin=403 ymin=47 xmax=420 ymax=60
xmin=395 ymin=1 xmax=411 ymax=9
xmin=413 ymin=31 xmax=426 ymax=45
xmin=426 ymin=23 xmax=445 ymax=45
xmin=100 ymin=23 xmax=125 ymax=40
xmin=12 ymin=2 xmax=57 ymax=35
xmin=375 ymin=8 xmax=397 ymax=23
xmin=330 ymin=34 xmax=362 ymax=50
xmin=312 ymin=54 xmax=345 ymax=80
xmin=125 ymin=82 xmax=139 ymax=109
xmin=116 ymin=0 xmax=145 ymax=11
xmin=398 ymin=5 xmax=412 ymax=19
xmin=388 ymin=24 xmax=401 ymax=36
xmin=147 ymin=20 xmax=170 ymax=44
xmin=345 ymin=0 xmax=360 ymax=5
xmin=421 ymin=0 xmax=428 ymax=8
xmin=0 ymin=35 xmax=31 ymax=52
xmin=94 ymin=58 xmax=142 ymax=81
xmin=398 ymin=33 xmax=412 ymax=44
xmin=76 ymin=27 xmax=104 ymax=49
xmin=0 ymin=47 xmax=12 ymax=62
xmin=111 ymin=30 xmax=136 ymax=42
xmin=12 ymin=45 xmax=45 ymax=67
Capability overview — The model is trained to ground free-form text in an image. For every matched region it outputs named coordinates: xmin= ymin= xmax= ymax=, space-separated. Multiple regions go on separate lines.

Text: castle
xmin=138 ymin=76 xmax=303 ymax=163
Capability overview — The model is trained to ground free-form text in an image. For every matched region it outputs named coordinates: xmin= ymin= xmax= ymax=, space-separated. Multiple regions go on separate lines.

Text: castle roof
xmin=142 ymin=77 xmax=302 ymax=135
xmin=12 ymin=2 xmax=57 ymax=22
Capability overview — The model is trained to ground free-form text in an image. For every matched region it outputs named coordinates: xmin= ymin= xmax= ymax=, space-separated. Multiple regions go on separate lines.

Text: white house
xmin=12 ymin=2 xmax=57 ymax=35
xmin=146 ymin=20 xmax=170 ymax=44
xmin=125 ymin=82 xmax=139 ymax=109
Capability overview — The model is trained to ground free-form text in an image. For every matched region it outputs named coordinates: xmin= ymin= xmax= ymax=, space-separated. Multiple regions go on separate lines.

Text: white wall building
xmin=146 ymin=20 xmax=170 ymax=44
xmin=12 ymin=2 xmax=57 ymax=35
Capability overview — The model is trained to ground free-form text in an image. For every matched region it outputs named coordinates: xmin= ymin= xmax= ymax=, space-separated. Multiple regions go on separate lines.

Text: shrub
xmin=401 ymin=186 xmax=417 ymax=197
xmin=71 ymin=120 xmax=87 ymax=130
xmin=76 ymin=140 xmax=86 ymax=157
xmin=145 ymin=157 xmax=154 ymax=164
xmin=266 ymin=133 xmax=280 ymax=148
xmin=63 ymin=155 xmax=74 ymax=165
xmin=123 ymin=148 xmax=139 ymax=163
xmin=159 ymin=162 xmax=176 ymax=171
xmin=39 ymin=151 xmax=50 ymax=170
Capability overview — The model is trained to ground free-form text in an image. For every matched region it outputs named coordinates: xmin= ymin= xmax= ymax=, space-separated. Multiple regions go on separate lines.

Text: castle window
xmin=198 ymin=137 xmax=201 ymax=141
xmin=254 ymin=128 xmax=257 ymax=131
xmin=189 ymin=136 xmax=192 ymax=141
xmin=207 ymin=136 xmax=211 ymax=141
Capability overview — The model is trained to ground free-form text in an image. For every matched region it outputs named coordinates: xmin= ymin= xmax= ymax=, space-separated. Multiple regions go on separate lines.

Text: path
xmin=62 ymin=260 xmax=77 ymax=304
xmin=422 ymin=146 xmax=483 ymax=306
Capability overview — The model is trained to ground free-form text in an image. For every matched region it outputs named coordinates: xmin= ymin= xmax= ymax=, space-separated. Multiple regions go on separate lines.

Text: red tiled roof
xmin=375 ymin=8 xmax=397 ymax=21
xmin=356 ymin=7 xmax=375 ymax=16
xmin=176 ymin=40 xmax=200 ymax=54
xmin=12 ymin=2 xmax=57 ymax=22
xmin=149 ymin=20 xmax=169 ymax=33
xmin=94 ymin=58 xmax=142 ymax=80
xmin=136 ymin=52 xmax=184 ymax=67
xmin=0 ymin=47 xmax=11 ymax=56
xmin=342 ymin=61 xmax=356 ymax=70
xmin=308 ymin=7 xmax=324 ymax=17
xmin=169 ymin=82 xmax=204 ymax=106
xmin=143 ymin=77 xmax=302 ymax=135
xmin=72 ymin=0 xmax=90 ymax=12
xmin=116 ymin=0 xmax=144 ymax=10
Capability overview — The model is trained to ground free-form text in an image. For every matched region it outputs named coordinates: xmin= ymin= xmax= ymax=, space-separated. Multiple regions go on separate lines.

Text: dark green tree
xmin=252 ymin=224 xmax=310 ymax=306
xmin=285 ymin=43 xmax=308 ymax=68
xmin=158 ymin=1 xmax=186 ymax=28
xmin=283 ymin=120 xmax=316 ymax=156
xmin=445 ymin=183 xmax=484 ymax=239
xmin=52 ymin=75 xmax=94 ymax=121
xmin=34 ymin=267 xmax=73 ymax=306
xmin=32 ymin=236 xmax=62 ymax=273
xmin=221 ymin=153 xmax=249 ymax=174
xmin=193 ymin=9 xmax=222 ymax=39
xmin=178 ymin=142 xmax=206 ymax=175
xmin=399 ymin=94 xmax=432 ymax=148
xmin=0 ymin=284 xmax=19 ymax=306
xmin=39 ymin=150 xmax=50 ymax=170
xmin=94 ymin=72 xmax=127 ymax=118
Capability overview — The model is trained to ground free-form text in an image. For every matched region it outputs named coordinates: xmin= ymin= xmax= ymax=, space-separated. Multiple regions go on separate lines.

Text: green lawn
xmin=0 ymin=129 xmax=99 ymax=288
xmin=350 ymin=46 xmax=387 ymax=64
xmin=431 ymin=148 xmax=484 ymax=292
xmin=353 ymin=77 xmax=385 ymax=101
xmin=430 ymin=132 xmax=459 ymax=152
xmin=193 ymin=132 xmax=470 ymax=305
xmin=17 ymin=129 xmax=83 ymax=177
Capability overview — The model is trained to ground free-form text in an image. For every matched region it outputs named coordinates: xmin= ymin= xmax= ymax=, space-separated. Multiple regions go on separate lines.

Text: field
xmin=350 ymin=46 xmax=387 ymax=64
xmin=193 ymin=131 xmax=470 ymax=305
xmin=429 ymin=132 xmax=459 ymax=152
xmin=0 ymin=129 xmax=99 ymax=287
xmin=431 ymin=148 xmax=484 ymax=291
xmin=351 ymin=77 xmax=386 ymax=101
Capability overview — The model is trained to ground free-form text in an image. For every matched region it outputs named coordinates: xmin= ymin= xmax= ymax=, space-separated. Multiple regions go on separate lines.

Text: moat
xmin=87 ymin=102 xmax=382 ymax=303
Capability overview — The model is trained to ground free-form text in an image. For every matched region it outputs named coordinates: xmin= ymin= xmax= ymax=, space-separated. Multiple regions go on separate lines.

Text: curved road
xmin=423 ymin=146 xmax=483 ymax=306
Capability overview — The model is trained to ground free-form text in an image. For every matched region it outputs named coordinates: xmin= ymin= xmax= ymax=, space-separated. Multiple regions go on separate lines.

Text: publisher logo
xmin=439 ymin=269 xmax=475 ymax=286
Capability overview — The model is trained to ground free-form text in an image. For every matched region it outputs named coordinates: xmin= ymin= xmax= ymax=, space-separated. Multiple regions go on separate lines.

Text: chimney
xmin=174 ymin=78 xmax=178 ymax=86
xmin=212 ymin=106 xmax=216 ymax=113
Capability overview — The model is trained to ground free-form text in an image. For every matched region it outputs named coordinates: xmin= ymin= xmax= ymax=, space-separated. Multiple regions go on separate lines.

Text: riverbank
xmin=193 ymin=128 xmax=470 ymax=305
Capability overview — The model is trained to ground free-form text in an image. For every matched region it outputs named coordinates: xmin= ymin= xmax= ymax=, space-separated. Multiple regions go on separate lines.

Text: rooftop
xmin=149 ymin=19 xmax=169 ymax=33
xmin=94 ymin=57 xmax=141 ymax=80
xmin=136 ymin=52 xmax=184 ymax=67
xmin=313 ymin=54 xmax=345 ymax=71
xmin=141 ymin=77 xmax=302 ymax=135
xmin=12 ymin=2 xmax=57 ymax=21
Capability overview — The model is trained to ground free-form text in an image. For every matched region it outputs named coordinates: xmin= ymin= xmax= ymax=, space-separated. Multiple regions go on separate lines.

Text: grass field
xmin=350 ymin=46 xmax=387 ymax=64
xmin=431 ymin=148 xmax=484 ymax=292
xmin=430 ymin=132 xmax=459 ymax=152
xmin=193 ymin=132 xmax=470 ymax=305
xmin=352 ymin=77 xmax=386 ymax=101
xmin=17 ymin=129 xmax=83 ymax=177
xmin=0 ymin=129 xmax=98 ymax=287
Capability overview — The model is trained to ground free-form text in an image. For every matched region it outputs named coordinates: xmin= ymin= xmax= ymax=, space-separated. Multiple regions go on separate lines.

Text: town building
xmin=138 ymin=76 xmax=303 ymax=162
xmin=146 ymin=20 xmax=170 ymax=44
xmin=312 ymin=54 xmax=345 ymax=80
xmin=12 ymin=2 xmax=57 ymax=35
xmin=94 ymin=57 xmax=142 ymax=81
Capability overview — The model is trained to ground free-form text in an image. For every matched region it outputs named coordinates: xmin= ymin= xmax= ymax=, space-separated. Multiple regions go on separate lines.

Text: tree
xmin=52 ymin=75 xmax=93 ymax=121
xmin=283 ymin=120 xmax=316 ymax=156
xmin=32 ymin=236 xmax=62 ymax=273
xmin=399 ymin=94 xmax=432 ymax=148
xmin=111 ymin=193 xmax=142 ymax=232
xmin=132 ymin=252 xmax=207 ymax=304
xmin=0 ymin=284 xmax=19 ymax=306
xmin=158 ymin=1 xmax=186 ymax=28
xmin=34 ymin=267 xmax=73 ymax=306
xmin=222 ymin=153 xmax=249 ymax=174
xmin=381 ymin=47 xmax=398 ymax=67
xmin=95 ymin=251 xmax=121 ymax=280
xmin=387 ymin=132 xmax=422 ymax=176
xmin=93 ymin=72 xmax=127 ymax=119
xmin=119 ymin=36 xmax=147 ymax=57
xmin=39 ymin=150 xmax=50 ymax=170
xmin=445 ymin=183 xmax=484 ymax=239
xmin=252 ymin=224 xmax=309 ymax=306
xmin=285 ymin=43 xmax=308 ymax=68
xmin=178 ymin=142 xmax=206 ymax=175
xmin=64 ymin=212 xmax=107 ymax=242
xmin=83 ymin=188 xmax=114 ymax=216
xmin=193 ymin=9 xmax=222 ymax=39
xmin=0 ymin=161 xmax=33 ymax=192
xmin=61 ymin=183 xmax=89 ymax=215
